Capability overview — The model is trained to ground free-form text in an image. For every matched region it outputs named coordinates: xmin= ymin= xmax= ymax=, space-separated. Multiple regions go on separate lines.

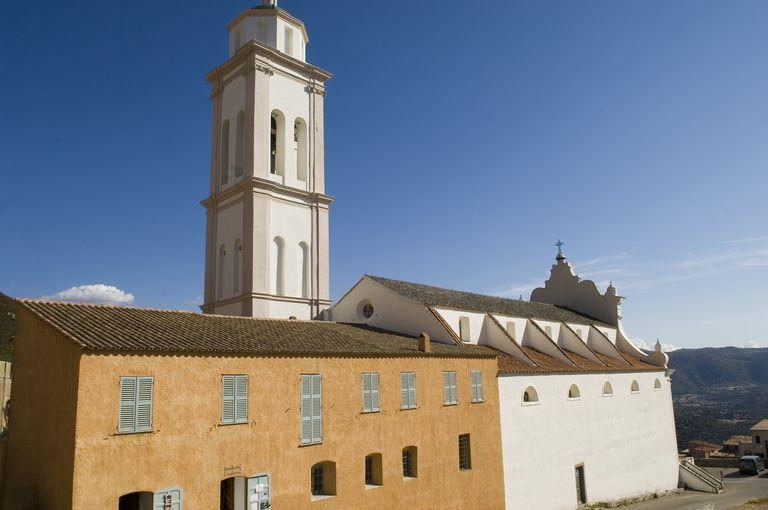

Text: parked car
xmin=739 ymin=455 xmax=765 ymax=475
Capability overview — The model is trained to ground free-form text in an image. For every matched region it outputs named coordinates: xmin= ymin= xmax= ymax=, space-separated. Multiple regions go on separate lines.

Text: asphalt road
xmin=623 ymin=469 xmax=768 ymax=510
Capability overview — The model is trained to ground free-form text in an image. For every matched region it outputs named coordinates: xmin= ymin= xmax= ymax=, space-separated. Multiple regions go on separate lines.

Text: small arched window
xmin=523 ymin=386 xmax=539 ymax=404
xmin=311 ymin=461 xmax=336 ymax=498
xmin=294 ymin=118 xmax=308 ymax=182
xmin=217 ymin=244 xmax=227 ymax=299
xmin=544 ymin=325 xmax=552 ymax=337
xmin=298 ymin=241 xmax=310 ymax=298
xmin=602 ymin=381 xmax=613 ymax=397
xmin=402 ymin=446 xmax=417 ymax=478
xmin=235 ymin=110 xmax=245 ymax=178
xmin=271 ymin=236 xmax=285 ymax=296
xmin=364 ymin=453 xmax=383 ymax=487
xmin=220 ymin=119 xmax=230 ymax=186
xmin=568 ymin=384 xmax=580 ymax=399
xmin=654 ymin=378 xmax=662 ymax=390
xmin=270 ymin=110 xmax=285 ymax=176
xmin=233 ymin=239 xmax=242 ymax=295
xmin=631 ymin=380 xmax=640 ymax=393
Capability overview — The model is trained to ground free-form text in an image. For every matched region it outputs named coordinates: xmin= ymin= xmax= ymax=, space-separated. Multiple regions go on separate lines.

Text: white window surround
xmin=602 ymin=381 xmax=614 ymax=397
xmin=631 ymin=380 xmax=640 ymax=394
xmin=654 ymin=378 xmax=662 ymax=390
xmin=522 ymin=386 xmax=539 ymax=406
xmin=568 ymin=384 xmax=581 ymax=400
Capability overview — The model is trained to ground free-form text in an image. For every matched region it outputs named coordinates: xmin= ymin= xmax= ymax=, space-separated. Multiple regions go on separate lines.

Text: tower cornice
xmin=201 ymin=176 xmax=334 ymax=209
xmin=205 ymin=40 xmax=331 ymax=86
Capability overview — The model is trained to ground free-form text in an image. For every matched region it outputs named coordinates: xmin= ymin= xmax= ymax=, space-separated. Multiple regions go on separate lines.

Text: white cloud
xmin=629 ymin=338 xmax=680 ymax=352
xmin=720 ymin=236 xmax=768 ymax=245
xmin=43 ymin=284 xmax=135 ymax=305
xmin=494 ymin=279 xmax=544 ymax=299
xmin=744 ymin=341 xmax=761 ymax=349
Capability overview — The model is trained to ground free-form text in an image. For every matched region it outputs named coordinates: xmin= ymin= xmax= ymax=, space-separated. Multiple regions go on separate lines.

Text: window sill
xmin=400 ymin=406 xmax=418 ymax=411
xmin=364 ymin=484 xmax=382 ymax=490
xmin=459 ymin=467 xmax=472 ymax=472
xmin=568 ymin=397 xmax=581 ymax=401
xmin=470 ymin=399 xmax=484 ymax=404
xmin=114 ymin=429 xmax=155 ymax=436
xmin=310 ymin=494 xmax=335 ymax=502
xmin=361 ymin=409 xmax=381 ymax=415
xmin=631 ymin=391 xmax=640 ymax=395
xmin=299 ymin=441 xmax=323 ymax=448
xmin=443 ymin=402 xmax=458 ymax=407
xmin=521 ymin=401 xmax=540 ymax=407
xmin=218 ymin=421 xmax=249 ymax=427
xmin=403 ymin=476 xmax=417 ymax=481
xmin=602 ymin=394 xmax=613 ymax=398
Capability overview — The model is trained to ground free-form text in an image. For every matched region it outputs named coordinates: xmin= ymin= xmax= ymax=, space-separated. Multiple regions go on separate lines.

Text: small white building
xmin=329 ymin=250 xmax=680 ymax=509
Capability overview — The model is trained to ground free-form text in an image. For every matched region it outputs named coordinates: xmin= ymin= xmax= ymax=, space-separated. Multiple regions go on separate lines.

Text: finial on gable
xmin=655 ymin=339 xmax=663 ymax=353
xmin=261 ymin=0 xmax=277 ymax=6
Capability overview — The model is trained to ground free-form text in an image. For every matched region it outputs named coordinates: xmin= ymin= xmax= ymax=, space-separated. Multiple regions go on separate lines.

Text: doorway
xmin=575 ymin=464 xmax=586 ymax=505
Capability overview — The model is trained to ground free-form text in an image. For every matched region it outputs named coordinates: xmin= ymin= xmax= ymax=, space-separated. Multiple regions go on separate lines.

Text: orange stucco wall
xmin=2 ymin=308 xmax=82 ymax=509
xmin=3 ymin=312 xmax=506 ymax=509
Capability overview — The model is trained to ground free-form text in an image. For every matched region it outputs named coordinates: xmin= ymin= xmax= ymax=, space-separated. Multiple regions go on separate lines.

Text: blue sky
xmin=1 ymin=1 xmax=767 ymax=349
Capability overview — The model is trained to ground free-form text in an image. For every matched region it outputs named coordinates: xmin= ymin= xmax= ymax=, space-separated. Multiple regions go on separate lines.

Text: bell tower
xmin=202 ymin=1 xmax=332 ymax=319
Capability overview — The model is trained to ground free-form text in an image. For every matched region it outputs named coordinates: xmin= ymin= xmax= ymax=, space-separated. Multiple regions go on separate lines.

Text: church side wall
xmin=498 ymin=371 xmax=678 ymax=510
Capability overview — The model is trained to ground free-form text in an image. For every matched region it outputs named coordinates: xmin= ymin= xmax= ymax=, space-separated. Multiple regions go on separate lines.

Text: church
xmin=1 ymin=2 xmax=681 ymax=509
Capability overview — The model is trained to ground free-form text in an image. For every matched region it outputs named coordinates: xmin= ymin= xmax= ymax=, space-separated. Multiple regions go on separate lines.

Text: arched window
xmin=654 ymin=378 xmax=662 ymax=390
xmin=220 ymin=476 xmax=245 ymax=510
xmin=118 ymin=491 xmax=153 ymax=510
xmin=272 ymin=236 xmax=285 ymax=296
xmin=294 ymin=118 xmax=308 ymax=182
xmin=523 ymin=386 xmax=539 ymax=404
xmin=235 ymin=110 xmax=245 ymax=178
xmin=311 ymin=461 xmax=336 ymax=498
xmin=602 ymin=381 xmax=613 ymax=397
xmin=217 ymin=244 xmax=227 ymax=299
xmin=298 ymin=241 xmax=309 ymax=298
xmin=220 ymin=119 xmax=230 ymax=186
xmin=364 ymin=453 xmax=383 ymax=487
xmin=402 ymin=446 xmax=418 ymax=478
xmin=544 ymin=325 xmax=552 ymax=337
xmin=506 ymin=321 xmax=516 ymax=339
xmin=631 ymin=380 xmax=640 ymax=393
xmin=568 ymin=384 xmax=580 ymax=399
xmin=270 ymin=110 xmax=285 ymax=176
xmin=233 ymin=239 xmax=242 ymax=295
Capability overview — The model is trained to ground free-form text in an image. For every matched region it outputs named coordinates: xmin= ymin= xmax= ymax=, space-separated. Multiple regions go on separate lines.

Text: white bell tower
xmin=202 ymin=1 xmax=332 ymax=319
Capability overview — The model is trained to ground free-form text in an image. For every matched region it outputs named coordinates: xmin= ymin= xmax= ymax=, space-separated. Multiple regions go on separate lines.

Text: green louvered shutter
xmin=300 ymin=375 xmax=312 ymax=444
xmin=136 ymin=376 xmax=153 ymax=432
xmin=371 ymin=372 xmax=380 ymax=411
xmin=362 ymin=373 xmax=372 ymax=412
xmin=400 ymin=372 xmax=408 ymax=408
xmin=311 ymin=374 xmax=322 ymax=443
xmin=408 ymin=372 xmax=416 ymax=408
xmin=118 ymin=377 xmax=137 ymax=433
xmin=222 ymin=375 xmax=235 ymax=424
xmin=235 ymin=375 xmax=248 ymax=423
xmin=154 ymin=487 xmax=182 ymax=510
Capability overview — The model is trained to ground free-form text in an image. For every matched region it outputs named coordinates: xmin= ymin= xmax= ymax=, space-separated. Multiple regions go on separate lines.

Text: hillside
xmin=668 ymin=346 xmax=768 ymax=449
xmin=0 ymin=292 xmax=13 ymax=361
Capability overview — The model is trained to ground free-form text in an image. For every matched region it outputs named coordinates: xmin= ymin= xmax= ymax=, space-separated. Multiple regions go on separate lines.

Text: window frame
xmin=300 ymin=374 xmax=322 ymax=445
xmin=400 ymin=371 xmax=417 ymax=409
xmin=458 ymin=434 xmax=472 ymax=471
xmin=221 ymin=374 xmax=248 ymax=425
xmin=443 ymin=370 xmax=458 ymax=405
xmin=470 ymin=369 xmax=484 ymax=403
xmin=361 ymin=372 xmax=380 ymax=413
xmin=117 ymin=375 xmax=154 ymax=434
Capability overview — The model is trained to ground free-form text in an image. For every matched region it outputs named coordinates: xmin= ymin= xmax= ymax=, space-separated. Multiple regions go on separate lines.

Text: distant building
xmin=688 ymin=440 xmax=721 ymax=459
xmin=723 ymin=435 xmax=752 ymax=455
xmin=739 ymin=419 xmax=768 ymax=458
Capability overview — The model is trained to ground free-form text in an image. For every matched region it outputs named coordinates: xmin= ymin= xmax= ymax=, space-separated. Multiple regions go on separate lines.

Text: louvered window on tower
xmin=471 ymin=370 xmax=484 ymax=402
xmin=118 ymin=376 xmax=153 ymax=434
xmin=361 ymin=372 xmax=380 ymax=413
xmin=443 ymin=371 xmax=458 ymax=405
xmin=221 ymin=374 xmax=248 ymax=424
xmin=301 ymin=374 xmax=322 ymax=444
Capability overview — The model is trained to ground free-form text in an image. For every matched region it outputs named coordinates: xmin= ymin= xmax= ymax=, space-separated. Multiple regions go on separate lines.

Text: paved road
xmin=623 ymin=469 xmax=768 ymax=510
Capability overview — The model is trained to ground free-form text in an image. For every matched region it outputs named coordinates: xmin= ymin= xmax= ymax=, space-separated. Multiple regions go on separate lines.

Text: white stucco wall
xmin=499 ymin=371 xmax=679 ymax=509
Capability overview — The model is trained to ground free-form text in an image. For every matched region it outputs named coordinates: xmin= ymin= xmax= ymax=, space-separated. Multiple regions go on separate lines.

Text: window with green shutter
xmin=362 ymin=372 xmax=380 ymax=413
xmin=443 ymin=371 xmax=458 ymax=405
xmin=400 ymin=372 xmax=416 ymax=409
xmin=221 ymin=374 xmax=248 ymax=424
xmin=471 ymin=370 xmax=484 ymax=403
xmin=118 ymin=376 xmax=153 ymax=434
xmin=301 ymin=374 xmax=322 ymax=445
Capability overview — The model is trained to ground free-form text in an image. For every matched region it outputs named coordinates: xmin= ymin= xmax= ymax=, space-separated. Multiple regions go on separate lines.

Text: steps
xmin=679 ymin=459 xmax=724 ymax=494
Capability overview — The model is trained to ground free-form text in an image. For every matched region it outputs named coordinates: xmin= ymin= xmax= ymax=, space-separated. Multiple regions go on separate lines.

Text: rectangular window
xmin=118 ymin=376 xmax=153 ymax=434
xmin=443 ymin=371 xmax=457 ymax=405
xmin=402 ymin=448 xmax=416 ymax=478
xmin=311 ymin=464 xmax=323 ymax=495
xmin=459 ymin=316 xmax=471 ymax=342
xmin=284 ymin=27 xmax=294 ymax=56
xmin=361 ymin=372 xmax=380 ymax=413
xmin=300 ymin=374 xmax=322 ymax=445
xmin=221 ymin=374 xmax=248 ymax=424
xmin=458 ymin=434 xmax=472 ymax=470
xmin=220 ymin=121 xmax=230 ymax=186
xmin=471 ymin=370 xmax=484 ymax=402
xmin=400 ymin=372 xmax=416 ymax=409
xmin=506 ymin=321 xmax=516 ymax=339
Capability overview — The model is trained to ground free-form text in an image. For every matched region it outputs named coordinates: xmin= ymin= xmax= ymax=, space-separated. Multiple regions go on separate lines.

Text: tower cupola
xmin=227 ymin=1 xmax=308 ymax=61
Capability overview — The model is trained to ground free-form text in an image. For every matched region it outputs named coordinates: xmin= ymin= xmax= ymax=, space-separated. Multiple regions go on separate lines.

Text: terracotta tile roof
xmin=366 ymin=275 xmax=614 ymax=327
xmin=751 ymin=419 xmax=768 ymax=431
xmin=723 ymin=435 xmax=752 ymax=446
xmin=494 ymin=346 xmax=661 ymax=375
xmin=17 ymin=300 xmax=495 ymax=358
